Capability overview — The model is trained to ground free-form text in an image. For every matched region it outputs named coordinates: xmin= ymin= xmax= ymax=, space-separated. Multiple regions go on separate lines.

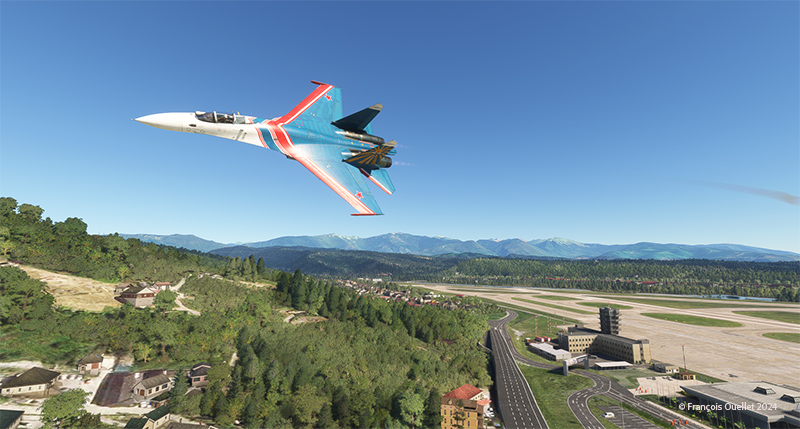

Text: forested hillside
xmin=0 ymin=197 xmax=227 ymax=282
xmin=0 ymin=198 xmax=496 ymax=428
xmin=441 ymin=258 xmax=800 ymax=301
xmin=215 ymin=243 xmax=799 ymax=302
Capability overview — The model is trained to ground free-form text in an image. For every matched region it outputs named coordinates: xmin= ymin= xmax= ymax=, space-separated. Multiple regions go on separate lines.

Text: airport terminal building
xmin=557 ymin=307 xmax=651 ymax=364
xmin=682 ymin=381 xmax=800 ymax=429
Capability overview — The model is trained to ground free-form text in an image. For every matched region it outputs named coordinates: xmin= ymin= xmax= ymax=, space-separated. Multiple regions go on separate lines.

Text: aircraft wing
xmin=290 ymin=144 xmax=383 ymax=216
xmin=268 ymin=81 xmax=385 ymax=215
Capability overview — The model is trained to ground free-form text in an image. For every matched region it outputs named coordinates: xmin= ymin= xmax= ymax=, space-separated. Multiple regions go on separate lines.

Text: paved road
xmin=489 ymin=311 xmax=549 ymax=429
xmin=597 ymin=406 xmax=661 ymax=429
xmin=494 ymin=310 xmax=710 ymax=429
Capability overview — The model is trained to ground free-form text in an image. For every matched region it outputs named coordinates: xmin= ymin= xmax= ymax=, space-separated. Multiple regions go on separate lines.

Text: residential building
xmin=120 ymin=286 xmax=158 ymax=307
xmin=0 ymin=367 xmax=60 ymax=397
xmin=77 ymin=353 xmax=104 ymax=375
xmin=115 ymin=283 xmax=132 ymax=294
xmin=0 ymin=410 xmax=24 ymax=429
xmin=145 ymin=406 xmax=170 ymax=428
xmin=440 ymin=384 xmax=490 ymax=429
xmin=153 ymin=282 xmax=172 ymax=291
xmin=123 ymin=407 xmax=180 ymax=429
xmin=188 ymin=363 xmax=210 ymax=388
xmin=132 ymin=373 xmax=174 ymax=402
xmin=124 ymin=417 xmax=153 ymax=429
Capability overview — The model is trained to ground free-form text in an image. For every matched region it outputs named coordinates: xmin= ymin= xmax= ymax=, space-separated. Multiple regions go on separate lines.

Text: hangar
xmin=682 ymin=381 xmax=800 ymax=429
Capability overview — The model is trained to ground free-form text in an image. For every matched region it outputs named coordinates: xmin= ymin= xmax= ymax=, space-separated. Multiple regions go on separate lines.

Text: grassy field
xmin=513 ymin=297 xmax=596 ymax=315
xmin=763 ymin=332 xmax=800 ymax=343
xmin=487 ymin=300 xmax=583 ymax=325
xmin=519 ymin=364 xmax=594 ymax=428
xmin=733 ymin=310 xmax=800 ymax=324
xmin=537 ymin=295 xmax=581 ymax=301
xmin=452 ymin=288 xmax=538 ymax=294
xmin=582 ymin=368 xmax=658 ymax=389
xmin=640 ymin=313 xmax=743 ymax=327
xmin=510 ymin=316 xmax=565 ymax=347
xmin=610 ymin=297 xmax=791 ymax=309
xmin=577 ymin=302 xmax=634 ymax=310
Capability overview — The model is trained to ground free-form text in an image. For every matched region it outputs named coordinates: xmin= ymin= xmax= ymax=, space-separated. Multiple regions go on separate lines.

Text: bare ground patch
xmin=18 ymin=265 xmax=121 ymax=312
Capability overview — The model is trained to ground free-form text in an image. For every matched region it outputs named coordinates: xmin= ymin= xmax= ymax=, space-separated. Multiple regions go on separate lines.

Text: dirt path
xmin=19 ymin=265 xmax=121 ymax=312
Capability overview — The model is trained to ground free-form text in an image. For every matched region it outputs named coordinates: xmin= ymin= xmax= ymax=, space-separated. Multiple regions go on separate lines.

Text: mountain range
xmin=119 ymin=233 xmax=800 ymax=262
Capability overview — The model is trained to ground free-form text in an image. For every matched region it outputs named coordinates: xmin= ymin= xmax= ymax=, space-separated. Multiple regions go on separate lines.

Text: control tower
xmin=599 ymin=306 xmax=620 ymax=335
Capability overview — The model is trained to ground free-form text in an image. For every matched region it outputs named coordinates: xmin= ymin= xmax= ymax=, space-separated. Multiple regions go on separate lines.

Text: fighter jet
xmin=135 ymin=81 xmax=396 ymax=215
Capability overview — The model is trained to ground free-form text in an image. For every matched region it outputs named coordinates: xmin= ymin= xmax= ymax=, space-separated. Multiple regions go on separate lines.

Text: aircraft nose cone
xmin=135 ymin=112 xmax=186 ymax=132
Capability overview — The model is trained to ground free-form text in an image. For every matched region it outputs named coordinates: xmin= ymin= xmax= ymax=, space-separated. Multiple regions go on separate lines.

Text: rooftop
xmin=0 ymin=410 xmax=24 ymax=429
xmin=145 ymin=405 xmax=170 ymax=421
xmin=77 ymin=354 xmax=104 ymax=365
xmin=139 ymin=373 xmax=172 ymax=389
xmin=124 ymin=417 xmax=149 ymax=429
xmin=683 ymin=381 xmax=800 ymax=423
xmin=443 ymin=384 xmax=483 ymax=401
xmin=1 ymin=367 xmax=60 ymax=389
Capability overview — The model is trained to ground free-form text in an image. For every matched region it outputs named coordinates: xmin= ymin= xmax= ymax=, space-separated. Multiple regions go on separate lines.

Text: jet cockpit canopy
xmin=195 ymin=111 xmax=246 ymax=124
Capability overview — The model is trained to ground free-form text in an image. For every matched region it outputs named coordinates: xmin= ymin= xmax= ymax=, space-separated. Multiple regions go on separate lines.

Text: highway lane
xmin=489 ymin=311 xmax=550 ymax=429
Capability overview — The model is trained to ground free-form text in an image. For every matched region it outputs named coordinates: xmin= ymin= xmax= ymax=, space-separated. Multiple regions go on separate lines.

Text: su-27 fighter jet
xmin=135 ymin=81 xmax=396 ymax=215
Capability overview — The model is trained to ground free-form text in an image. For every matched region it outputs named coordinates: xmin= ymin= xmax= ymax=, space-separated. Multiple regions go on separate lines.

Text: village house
xmin=119 ymin=285 xmax=159 ymax=307
xmin=124 ymin=418 xmax=153 ymax=429
xmin=0 ymin=367 xmax=61 ymax=397
xmin=131 ymin=373 xmax=174 ymax=402
xmin=116 ymin=283 xmax=132 ymax=294
xmin=77 ymin=353 xmax=105 ymax=376
xmin=188 ymin=363 xmax=210 ymax=388
xmin=0 ymin=410 xmax=24 ymax=429
xmin=145 ymin=406 xmax=171 ymax=428
xmin=153 ymin=282 xmax=172 ymax=291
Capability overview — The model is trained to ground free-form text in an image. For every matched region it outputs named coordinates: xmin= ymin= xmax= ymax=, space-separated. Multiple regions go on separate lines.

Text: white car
xmin=603 ymin=412 xmax=615 ymax=418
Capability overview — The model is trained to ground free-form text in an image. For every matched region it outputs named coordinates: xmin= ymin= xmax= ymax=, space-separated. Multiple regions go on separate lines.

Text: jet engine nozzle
xmin=377 ymin=156 xmax=392 ymax=168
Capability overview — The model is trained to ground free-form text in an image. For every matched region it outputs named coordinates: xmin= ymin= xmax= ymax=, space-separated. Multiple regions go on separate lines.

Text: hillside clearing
xmin=18 ymin=265 xmax=121 ymax=312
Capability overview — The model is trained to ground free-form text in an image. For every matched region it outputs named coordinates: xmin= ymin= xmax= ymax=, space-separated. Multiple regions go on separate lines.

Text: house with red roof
xmin=440 ymin=383 xmax=491 ymax=429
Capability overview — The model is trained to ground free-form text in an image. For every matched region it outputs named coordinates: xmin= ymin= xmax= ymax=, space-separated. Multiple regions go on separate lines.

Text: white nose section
xmin=135 ymin=112 xmax=187 ymax=132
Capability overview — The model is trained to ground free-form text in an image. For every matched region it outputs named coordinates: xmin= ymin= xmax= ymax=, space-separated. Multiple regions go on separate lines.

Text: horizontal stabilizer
xmin=332 ymin=104 xmax=383 ymax=133
xmin=362 ymin=168 xmax=396 ymax=195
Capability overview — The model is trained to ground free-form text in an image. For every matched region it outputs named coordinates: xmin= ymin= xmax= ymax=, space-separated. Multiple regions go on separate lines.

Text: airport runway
xmin=489 ymin=311 xmax=549 ymax=429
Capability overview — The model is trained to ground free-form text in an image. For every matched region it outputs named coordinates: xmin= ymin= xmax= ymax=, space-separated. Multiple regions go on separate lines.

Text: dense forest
xmin=439 ymin=258 xmax=800 ymax=301
xmin=216 ymin=243 xmax=799 ymax=302
xmin=0 ymin=198 xmax=496 ymax=428
xmin=0 ymin=197 xmax=228 ymax=283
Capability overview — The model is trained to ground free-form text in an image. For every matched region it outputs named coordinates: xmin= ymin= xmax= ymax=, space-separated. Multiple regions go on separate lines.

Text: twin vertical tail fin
xmin=335 ymin=100 xmax=396 ymax=196
xmin=332 ymin=104 xmax=383 ymax=135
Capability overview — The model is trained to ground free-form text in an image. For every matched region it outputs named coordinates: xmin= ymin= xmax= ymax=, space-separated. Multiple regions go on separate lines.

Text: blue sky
xmin=2 ymin=2 xmax=798 ymax=252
